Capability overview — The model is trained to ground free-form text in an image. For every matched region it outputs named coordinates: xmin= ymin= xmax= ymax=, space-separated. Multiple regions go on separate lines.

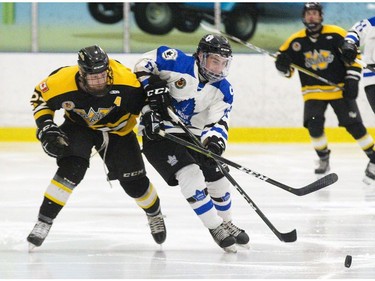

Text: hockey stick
xmin=200 ymin=23 xmax=343 ymax=90
xmin=158 ymin=129 xmax=338 ymax=196
xmin=167 ymin=107 xmax=335 ymax=196
xmin=355 ymin=58 xmax=375 ymax=72
xmin=167 ymin=107 xmax=297 ymax=242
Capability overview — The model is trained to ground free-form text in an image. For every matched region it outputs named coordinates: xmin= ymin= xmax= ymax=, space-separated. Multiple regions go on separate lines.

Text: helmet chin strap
xmin=304 ymin=22 xmax=322 ymax=37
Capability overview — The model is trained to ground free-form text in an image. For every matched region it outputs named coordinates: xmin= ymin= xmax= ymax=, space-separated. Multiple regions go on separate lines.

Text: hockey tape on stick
xmin=200 ymin=23 xmax=343 ymax=90
xmin=167 ymin=107 xmax=297 ymax=242
xmin=355 ymin=58 xmax=375 ymax=72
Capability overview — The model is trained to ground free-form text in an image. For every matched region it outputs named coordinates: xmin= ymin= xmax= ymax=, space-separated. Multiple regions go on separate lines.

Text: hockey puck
xmin=345 ymin=255 xmax=352 ymax=268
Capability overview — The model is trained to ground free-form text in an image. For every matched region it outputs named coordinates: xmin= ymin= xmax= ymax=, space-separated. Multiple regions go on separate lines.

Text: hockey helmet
xmin=196 ymin=34 xmax=232 ymax=83
xmin=77 ymin=45 xmax=112 ymax=96
xmin=302 ymin=2 xmax=323 ymax=31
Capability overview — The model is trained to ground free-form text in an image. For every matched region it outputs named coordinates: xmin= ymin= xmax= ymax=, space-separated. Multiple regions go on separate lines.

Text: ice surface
xmin=1 ymin=142 xmax=374 ymax=279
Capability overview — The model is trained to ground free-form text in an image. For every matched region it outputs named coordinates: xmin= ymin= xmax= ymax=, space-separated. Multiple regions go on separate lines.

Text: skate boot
xmin=315 ymin=156 xmax=330 ymax=174
xmin=209 ymin=223 xmax=237 ymax=253
xmin=223 ymin=221 xmax=250 ymax=248
xmin=363 ymin=161 xmax=375 ymax=185
xmin=147 ymin=212 xmax=167 ymax=244
xmin=27 ymin=220 xmax=52 ymax=250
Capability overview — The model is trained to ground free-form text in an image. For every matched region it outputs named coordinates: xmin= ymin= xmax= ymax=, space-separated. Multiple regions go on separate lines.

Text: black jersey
xmin=30 ymin=59 xmax=146 ymax=136
xmin=279 ymin=25 xmax=361 ymax=101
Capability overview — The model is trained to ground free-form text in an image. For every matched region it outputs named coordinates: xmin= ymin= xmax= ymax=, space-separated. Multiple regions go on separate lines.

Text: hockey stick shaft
xmin=200 ymin=23 xmax=343 ymax=90
xmin=167 ymin=108 xmax=296 ymax=242
xmin=159 ymin=130 xmax=338 ymax=196
xmin=167 ymin=108 xmax=336 ymax=197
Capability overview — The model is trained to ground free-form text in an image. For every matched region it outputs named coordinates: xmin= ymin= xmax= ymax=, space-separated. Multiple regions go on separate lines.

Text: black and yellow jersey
xmin=30 ymin=59 xmax=146 ymax=136
xmin=278 ymin=25 xmax=361 ymax=101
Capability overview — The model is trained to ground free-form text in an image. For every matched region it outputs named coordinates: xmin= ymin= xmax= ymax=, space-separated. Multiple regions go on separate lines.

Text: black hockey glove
xmin=141 ymin=111 xmax=164 ymax=140
xmin=37 ymin=120 xmax=69 ymax=158
xmin=204 ymin=136 xmax=226 ymax=167
xmin=340 ymin=40 xmax=358 ymax=65
xmin=343 ymin=77 xmax=359 ymax=100
xmin=275 ymin=53 xmax=292 ymax=75
xmin=145 ymin=75 xmax=172 ymax=120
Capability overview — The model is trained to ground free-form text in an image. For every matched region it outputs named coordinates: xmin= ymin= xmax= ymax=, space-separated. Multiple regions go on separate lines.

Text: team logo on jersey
xmin=162 ymin=49 xmax=178 ymax=60
xmin=73 ymin=106 xmax=114 ymax=125
xmin=173 ymin=99 xmax=195 ymax=125
xmin=39 ymin=82 xmax=49 ymax=93
xmin=62 ymin=101 xmax=75 ymax=111
xmin=175 ymin=78 xmax=186 ymax=89
xmin=304 ymin=49 xmax=334 ymax=71
xmin=292 ymin=42 xmax=301 ymax=52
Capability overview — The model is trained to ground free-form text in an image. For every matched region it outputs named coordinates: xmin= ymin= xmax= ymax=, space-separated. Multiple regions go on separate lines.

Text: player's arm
xmin=134 ymin=48 xmax=172 ymax=120
xmin=30 ymin=85 xmax=68 ymax=158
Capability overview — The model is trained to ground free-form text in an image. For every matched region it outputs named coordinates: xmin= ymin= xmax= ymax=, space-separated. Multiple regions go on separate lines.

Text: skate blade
xmin=237 ymin=243 xmax=250 ymax=250
xmin=223 ymin=244 xmax=237 ymax=253
xmin=28 ymin=243 xmax=37 ymax=252
xmin=363 ymin=176 xmax=375 ymax=185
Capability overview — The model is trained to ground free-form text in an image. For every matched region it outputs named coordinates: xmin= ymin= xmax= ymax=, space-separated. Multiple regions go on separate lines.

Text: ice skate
xmin=209 ymin=223 xmax=237 ymax=253
xmin=363 ymin=162 xmax=375 ymax=185
xmin=147 ymin=212 xmax=167 ymax=244
xmin=27 ymin=220 xmax=52 ymax=250
xmin=314 ymin=157 xmax=330 ymax=174
xmin=223 ymin=221 xmax=250 ymax=249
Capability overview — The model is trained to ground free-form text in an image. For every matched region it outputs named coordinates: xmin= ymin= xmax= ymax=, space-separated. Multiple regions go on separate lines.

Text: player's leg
xmin=142 ymin=136 xmax=236 ymax=252
xmin=304 ymin=100 xmax=330 ymax=174
xmin=103 ymin=131 xmax=166 ymax=244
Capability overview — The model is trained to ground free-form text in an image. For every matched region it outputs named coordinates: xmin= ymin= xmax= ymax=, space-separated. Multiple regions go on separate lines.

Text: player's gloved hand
xmin=203 ymin=136 xmax=226 ymax=167
xmin=141 ymin=111 xmax=164 ymax=140
xmin=340 ymin=40 xmax=358 ymax=65
xmin=275 ymin=52 xmax=292 ymax=75
xmin=37 ymin=120 xmax=69 ymax=158
xmin=343 ymin=77 xmax=359 ymax=100
xmin=145 ymin=75 xmax=172 ymax=120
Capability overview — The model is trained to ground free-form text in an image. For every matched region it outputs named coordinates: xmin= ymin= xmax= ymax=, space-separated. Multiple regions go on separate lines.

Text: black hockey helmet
xmin=78 ymin=45 xmax=109 ymax=75
xmin=302 ymin=2 xmax=323 ymax=32
xmin=77 ymin=45 xmax=112 ymax=97
xmin=197 ymin=34 xmax=232 ymax=58
xmin=195 ymin=34 xmax=232 ymax=83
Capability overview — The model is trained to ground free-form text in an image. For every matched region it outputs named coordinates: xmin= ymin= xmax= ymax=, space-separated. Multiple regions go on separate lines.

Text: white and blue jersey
xmin=134 ymin=46 xmax=234 ymax=148
xmin=345 ymin=16 xmax=375 ymax=87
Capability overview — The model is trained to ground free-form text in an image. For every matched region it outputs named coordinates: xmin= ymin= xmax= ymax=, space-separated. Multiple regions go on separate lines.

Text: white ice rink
xmin=1 ymin=141 xmax=375 ymax=279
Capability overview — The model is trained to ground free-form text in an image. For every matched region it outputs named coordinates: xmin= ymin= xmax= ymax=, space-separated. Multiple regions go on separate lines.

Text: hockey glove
xmin=343 ymin=77 xmax=359 ymax=100
xmin=275 ymin=53 xmax=292 ymax=75
xmin=203 ymin=136 xmax=226 ymax=167
xmin=340 ymin=40 xmax=358 ymax=65
xmin=37 ymin=120 xmax=69 ymax=158
xmin=141 ymin=111 xmax=164 ymax=140
xmin=145 ymin=75 xmax=172 ymax=120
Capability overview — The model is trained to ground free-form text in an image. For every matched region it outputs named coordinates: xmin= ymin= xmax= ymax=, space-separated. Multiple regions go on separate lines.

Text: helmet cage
xmin=199 ymin=52 xmax=232 ymax=83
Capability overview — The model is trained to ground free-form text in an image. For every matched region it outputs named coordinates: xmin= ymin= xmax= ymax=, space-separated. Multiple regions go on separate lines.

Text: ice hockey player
xmin=27 ymin=45 xmax=166 ymax=249
xmin=133 ymin=34 xmax=249 ymax=253
xmin=275 ymin=2 xmax=375 ymax=183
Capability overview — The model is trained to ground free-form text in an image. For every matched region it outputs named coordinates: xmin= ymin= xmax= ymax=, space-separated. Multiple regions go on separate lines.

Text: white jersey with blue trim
xmin=134 ymin=46 xmax=234 ymax=147
xmin=345 ymin=16 xmax=375 ymax=86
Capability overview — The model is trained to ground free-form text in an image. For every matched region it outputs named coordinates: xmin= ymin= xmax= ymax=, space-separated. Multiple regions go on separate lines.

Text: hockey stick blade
xmin=266 ymin=172 xmax=338 ymax=196
xmin=279 ymin=229 xmax=297 ymax=243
